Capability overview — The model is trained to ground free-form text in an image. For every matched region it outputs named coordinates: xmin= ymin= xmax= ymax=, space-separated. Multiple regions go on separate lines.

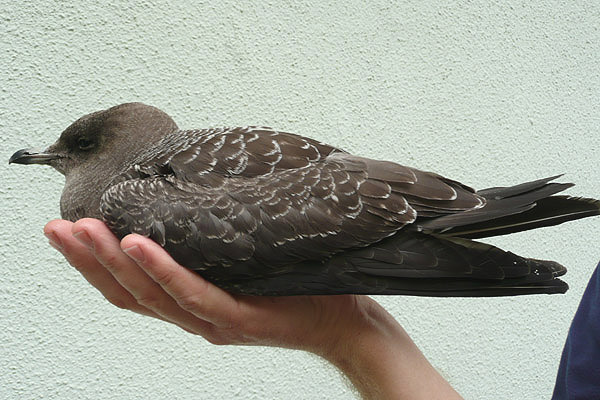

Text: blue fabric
xmin=552 ymin=263 xmax=600 ymax=399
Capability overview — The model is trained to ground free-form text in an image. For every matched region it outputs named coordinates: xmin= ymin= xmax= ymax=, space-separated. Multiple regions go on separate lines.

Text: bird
xmin=10 ymin=103 xmax=600 ymax=297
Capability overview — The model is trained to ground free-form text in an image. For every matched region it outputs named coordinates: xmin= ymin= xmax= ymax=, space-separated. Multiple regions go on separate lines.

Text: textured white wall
xmin=2 ymin=1 xmax=599 ymax=399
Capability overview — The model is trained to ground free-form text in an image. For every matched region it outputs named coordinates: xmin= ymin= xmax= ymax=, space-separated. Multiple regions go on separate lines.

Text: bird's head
xmin=9 ymin=102 xmax=179 ymax=176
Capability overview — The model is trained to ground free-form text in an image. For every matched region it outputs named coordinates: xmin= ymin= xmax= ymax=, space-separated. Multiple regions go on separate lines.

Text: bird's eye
xmin=77 ymin=138 xmax=95 ymax=151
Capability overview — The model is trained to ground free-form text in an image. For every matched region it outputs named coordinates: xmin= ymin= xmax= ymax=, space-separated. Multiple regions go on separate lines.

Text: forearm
xmin=319 ymin=299 xmax=462 ymax=400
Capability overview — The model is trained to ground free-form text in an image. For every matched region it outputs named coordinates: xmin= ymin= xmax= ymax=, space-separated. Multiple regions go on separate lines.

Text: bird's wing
xmin=100 ymin=128 xmax=485 ymax=271
xmin=146 ymin=126 xmax=485 ymax=214
xmin=131 ymin=126 xmax=340 ymax=181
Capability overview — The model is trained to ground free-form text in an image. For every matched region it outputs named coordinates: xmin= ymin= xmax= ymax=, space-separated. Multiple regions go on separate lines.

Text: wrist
xmin=318 ymin=298 xmax=462 ymax=399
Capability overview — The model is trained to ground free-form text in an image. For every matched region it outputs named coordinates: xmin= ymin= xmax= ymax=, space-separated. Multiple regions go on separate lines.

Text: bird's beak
xmin=9 ymin=147 xmax=60 ymax=165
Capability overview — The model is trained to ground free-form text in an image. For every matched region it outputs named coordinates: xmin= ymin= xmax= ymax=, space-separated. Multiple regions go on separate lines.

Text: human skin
xmin=44 ymin=218 xmax=462 ymax=400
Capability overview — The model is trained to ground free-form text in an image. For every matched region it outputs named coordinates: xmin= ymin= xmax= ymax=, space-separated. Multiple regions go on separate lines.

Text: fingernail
xmin=73 ymin=230 xmax=94 ymax=249
xmin=45 ymin=232 xmax=63 ymax=251
xmin=123 ymin=245 xmax=145 ymax=263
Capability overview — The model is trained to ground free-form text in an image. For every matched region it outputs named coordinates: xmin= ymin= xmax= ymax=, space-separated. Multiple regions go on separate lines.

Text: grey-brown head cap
xmin=9 ymin=102 xmax=178 ymax=175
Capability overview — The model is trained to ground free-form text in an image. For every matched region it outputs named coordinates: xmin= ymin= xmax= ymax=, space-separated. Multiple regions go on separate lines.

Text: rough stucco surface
xmin=1 ymin=1 xmax=599 ymax=399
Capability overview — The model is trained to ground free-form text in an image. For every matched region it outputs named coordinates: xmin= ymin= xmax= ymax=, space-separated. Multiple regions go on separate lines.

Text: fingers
xmin=45 ymin=218 xmax=318 ymax=348
xmin=70 ymin=219 xmax=215 ymax=334
xmin=44 ymin=219 xmax=161 ymax=318
xmin=120 ymin=233 xmax=242 ymax=329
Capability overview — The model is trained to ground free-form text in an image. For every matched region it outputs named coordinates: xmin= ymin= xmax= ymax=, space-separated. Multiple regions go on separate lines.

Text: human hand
xmin=44 ymin=218 xmax=462 ymax=399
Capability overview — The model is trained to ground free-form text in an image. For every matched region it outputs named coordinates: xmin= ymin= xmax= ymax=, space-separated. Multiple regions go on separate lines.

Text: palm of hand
xmin=44 ymin=218 xmax=371 ymax=355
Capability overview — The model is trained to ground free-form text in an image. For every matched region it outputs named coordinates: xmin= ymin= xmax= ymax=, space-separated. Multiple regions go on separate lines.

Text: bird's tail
xmin=419 ymin=175 xmax=600 ymax=239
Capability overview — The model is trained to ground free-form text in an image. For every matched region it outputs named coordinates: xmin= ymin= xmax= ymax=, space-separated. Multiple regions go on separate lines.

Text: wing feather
xmin=101 ymin=128 xmax=494 ymax=281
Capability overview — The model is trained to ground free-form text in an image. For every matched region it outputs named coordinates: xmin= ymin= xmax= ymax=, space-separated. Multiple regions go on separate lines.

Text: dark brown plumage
xmin=10 ymin=103 xmax=600 ymax=296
